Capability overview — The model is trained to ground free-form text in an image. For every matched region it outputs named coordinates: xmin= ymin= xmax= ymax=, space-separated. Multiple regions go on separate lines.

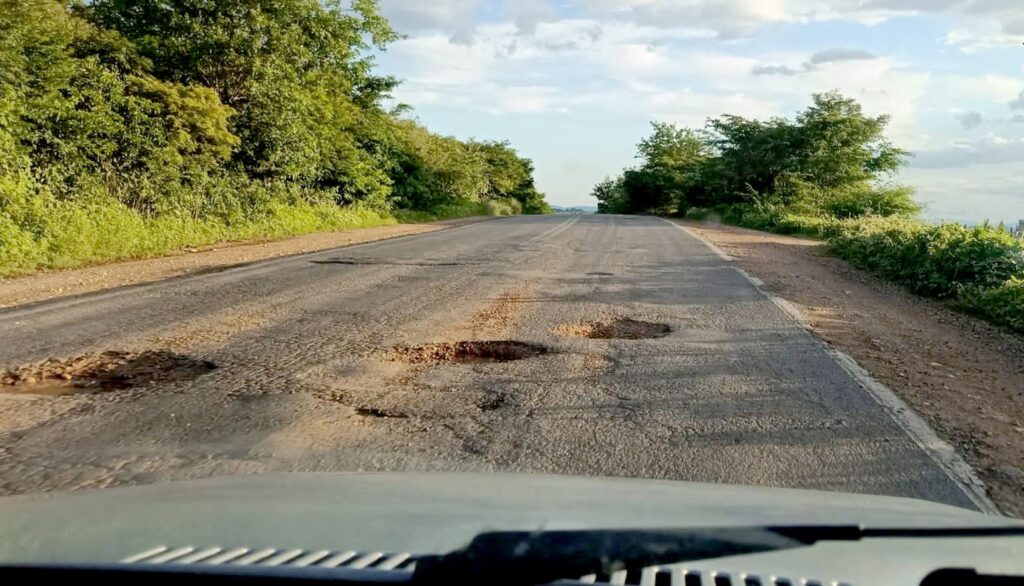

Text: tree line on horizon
xmin=592 ymin=92 xmax=918 ymax=222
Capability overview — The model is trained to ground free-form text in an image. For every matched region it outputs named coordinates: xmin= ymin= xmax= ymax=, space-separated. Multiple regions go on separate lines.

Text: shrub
xmin=819 ymin=184 xmax=920 ymax=219
xmin=959 ymin=278 xmax=1024 ymax=334
xmin=828 ymin=217 xmax=1024 ymax=298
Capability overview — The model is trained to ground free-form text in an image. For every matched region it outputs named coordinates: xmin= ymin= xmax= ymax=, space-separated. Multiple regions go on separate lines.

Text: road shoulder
xmin=0 ymin=217 xmax=490 ymax=309
xmin=679 ymin=220 xmax=1024 ymax=517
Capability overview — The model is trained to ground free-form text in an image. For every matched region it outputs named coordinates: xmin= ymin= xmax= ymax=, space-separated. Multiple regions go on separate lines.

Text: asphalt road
xmin=0 ymin=214 xmax=975 ymax=508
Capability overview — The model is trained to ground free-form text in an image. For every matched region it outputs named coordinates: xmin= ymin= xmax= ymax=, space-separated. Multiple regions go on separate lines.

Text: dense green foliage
xmin=0 ymin=0 xmax=548 ymax=275
xmin=827 ymin=217 xmax=1024 ymax=333
xmin=594 ymin=92 xmax=916 ymax=219
xmin=828 ymin=217 xmax=1024 ymax=298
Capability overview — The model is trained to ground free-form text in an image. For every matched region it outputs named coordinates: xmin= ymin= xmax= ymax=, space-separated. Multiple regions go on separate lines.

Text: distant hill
xmin=551 ymin=205 xmax=598 ymax=213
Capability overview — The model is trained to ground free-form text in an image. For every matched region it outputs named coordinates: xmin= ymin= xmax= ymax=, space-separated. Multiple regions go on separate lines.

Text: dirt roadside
xmin=0 ymin=217 xmax=489 ymax=309
xmin=680 ymin=220 xmax=1024 ymax=517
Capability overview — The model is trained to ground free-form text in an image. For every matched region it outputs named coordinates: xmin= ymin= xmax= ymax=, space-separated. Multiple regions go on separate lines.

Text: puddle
xmin=1 ymin=350 xmax=217 ymax=395
xmin=390 ymin=341 xmax=549 ymax=364
xmin=555 ymin=318 xmax=671 ymax=340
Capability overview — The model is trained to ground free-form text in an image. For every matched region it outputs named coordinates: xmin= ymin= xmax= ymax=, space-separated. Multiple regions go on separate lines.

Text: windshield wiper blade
xmin=411 ymin=525 xmax=1024 ymax=586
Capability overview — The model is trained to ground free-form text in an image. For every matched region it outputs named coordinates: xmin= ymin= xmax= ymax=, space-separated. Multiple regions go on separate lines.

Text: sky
xmin=374 ymin=0 xmax=1024 ymax=223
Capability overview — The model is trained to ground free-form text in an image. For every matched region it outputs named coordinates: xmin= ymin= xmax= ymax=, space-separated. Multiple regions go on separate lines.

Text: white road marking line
xmin=661 ymin=219 xmax=734 ymax=261
xmin=668 ymin=216 xmax=999 ymax=514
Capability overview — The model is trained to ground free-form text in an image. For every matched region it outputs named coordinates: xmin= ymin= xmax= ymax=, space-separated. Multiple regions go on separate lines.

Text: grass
xmin=0 ymin=197 xmax=515 ymax=278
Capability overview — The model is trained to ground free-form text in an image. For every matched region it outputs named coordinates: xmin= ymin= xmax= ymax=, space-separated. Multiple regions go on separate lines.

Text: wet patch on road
xmin=555 ymin=318 xmax=671 ymax=340
xmin=1 ymin=350 xmax=216 ymax=395
xmin=389 ymin=341 xmax=549 ymax=364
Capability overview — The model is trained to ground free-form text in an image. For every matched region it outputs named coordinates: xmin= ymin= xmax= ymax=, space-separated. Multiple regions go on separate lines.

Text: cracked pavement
xmin=0 ymin=214 xmax=976 ymax=508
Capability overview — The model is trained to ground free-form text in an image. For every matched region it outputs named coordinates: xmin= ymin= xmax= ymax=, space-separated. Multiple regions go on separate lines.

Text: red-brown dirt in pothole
xmin=555 ymin=318 xmax=671 ymax=340
xmin=389 ymin=341 xmax=548 ymax=364
xmin=1 ymin=350 xmax=217 ymax=395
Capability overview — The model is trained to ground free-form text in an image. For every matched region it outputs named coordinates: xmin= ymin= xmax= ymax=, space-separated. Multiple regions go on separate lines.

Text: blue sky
xmin=375 ymin=0 xmax=1024 ymax=222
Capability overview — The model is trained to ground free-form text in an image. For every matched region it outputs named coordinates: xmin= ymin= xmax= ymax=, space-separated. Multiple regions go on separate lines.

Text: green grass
xmin=0 ymin=197 xmax=512 ymax=278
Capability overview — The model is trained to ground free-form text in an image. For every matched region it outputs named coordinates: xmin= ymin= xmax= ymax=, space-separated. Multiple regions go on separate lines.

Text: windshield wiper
xmin=412 ymin=525 xmax=1024 ymax=586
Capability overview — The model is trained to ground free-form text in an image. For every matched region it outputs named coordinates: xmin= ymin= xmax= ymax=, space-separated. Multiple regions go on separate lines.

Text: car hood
xmin=0 ymin=472 xmax=1020 ymax=584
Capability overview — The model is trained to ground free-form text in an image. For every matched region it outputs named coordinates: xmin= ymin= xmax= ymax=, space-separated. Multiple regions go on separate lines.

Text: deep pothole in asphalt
xmin=390 ymin=340 xmax=549 ymax=364
xmin=476 ymin=391 xmax=515 ymax=412
xmin=555 ymin=318 xmax=671 ymax=340
xmin=355 ymin=406 xmax=409 ymax=419
xmin=1 ymin=350 xmax=217 ymax=395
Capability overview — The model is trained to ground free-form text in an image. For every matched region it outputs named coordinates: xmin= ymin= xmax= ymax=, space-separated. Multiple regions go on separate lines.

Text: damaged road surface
xmin=0 ymin=215 xmax=978 ymax=509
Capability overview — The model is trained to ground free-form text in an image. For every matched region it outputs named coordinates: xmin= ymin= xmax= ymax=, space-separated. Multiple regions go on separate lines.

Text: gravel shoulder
xmin=0 ymin=217 xmax=488 ymax=309
xmin=680 ymin=220 xmax=1024 ymax=517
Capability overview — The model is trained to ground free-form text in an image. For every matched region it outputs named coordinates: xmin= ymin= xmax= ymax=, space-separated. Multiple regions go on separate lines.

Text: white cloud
xmin=379 ymin=0 xmax=479 ymax=35
xmin=912 ymin=134 xmax=1024 ymax=168
xmin=902 ymin=163 xmax=1024 ymax=223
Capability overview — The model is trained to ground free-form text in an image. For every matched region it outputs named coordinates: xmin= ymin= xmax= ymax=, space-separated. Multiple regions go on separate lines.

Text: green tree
xmin=86 ymin=0 xmax=399 ymax=205
xmin=595 ymin=92 xmax=914 ymax=220
xmin=593 ymin=176 xmax=626 ymax=214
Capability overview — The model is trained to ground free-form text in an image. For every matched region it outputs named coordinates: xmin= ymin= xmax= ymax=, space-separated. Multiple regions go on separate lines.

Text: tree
xmin=791 ymin=91 xmax=908 ymax=189
xmin=594 ymin=92 xmax=914 ymax=220
xmin=593 ymin=176 xmax=626 ymax=214
xmin=86 ymin=0 xmax=399 ymax=205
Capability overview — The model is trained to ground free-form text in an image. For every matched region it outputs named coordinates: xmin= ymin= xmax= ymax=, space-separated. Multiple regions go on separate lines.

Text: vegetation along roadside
xmin=593 ymin=92 xmax=1024 ymax=334
xmin=0 ymin=0 xmax=550 ymax=278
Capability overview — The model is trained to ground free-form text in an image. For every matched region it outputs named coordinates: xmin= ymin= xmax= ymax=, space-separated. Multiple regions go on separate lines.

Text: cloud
xmin=1010 ymin=92 xmax=1024 ymax=111
xmin=505 ymin=0 xmax=558 ymax=35
xmin=379 ymin=0 xmax=479 ymax=34
xmin=751 ymin=47 xmax=877 ymax=77
xmin=808 ymin=48 xmax=877 ymax=64
xmin=752 ymin=64 xmax=803 ymax=76
xmin=956 ymin=111 xmax=984 ymax=129
xmin=912 ymin=134 xmax=1024 ymax=168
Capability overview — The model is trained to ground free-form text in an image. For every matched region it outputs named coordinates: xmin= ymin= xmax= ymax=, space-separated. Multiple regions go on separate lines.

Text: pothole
xmin=390 ymin=341 xmax=549 ymax=364
xmin=1 ymin=350 xmax=217 ymax=395
xmin=355 ymin=406 xmax=408 ymax=419
xmin=555 ymin=318 xmax=671 ymax=340
xmin=477 ymin=391 xmax=515 ymax=412
xmin=586 ymin=271 xmax=615 ymax=277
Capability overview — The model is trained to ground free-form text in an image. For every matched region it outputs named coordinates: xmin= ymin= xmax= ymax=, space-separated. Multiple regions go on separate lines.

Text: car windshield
xmin=1 ymin=0 xmax=1023 ymax=580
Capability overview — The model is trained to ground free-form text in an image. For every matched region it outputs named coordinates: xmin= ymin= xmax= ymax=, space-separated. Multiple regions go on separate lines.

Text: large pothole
xmin=555 ymin=318 xmax=671 ymax=340
xmin=1 ymin=350 xmax=217 ymax=395
xmin=390 ymin=341 xmax=548 ymax=364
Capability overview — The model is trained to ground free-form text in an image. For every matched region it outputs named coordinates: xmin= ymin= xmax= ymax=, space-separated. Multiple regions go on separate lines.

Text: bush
xmin=684 ymin=203 xmax=842 ymax=238
xmin=819 ymin=184 xmax=920 ymax=219
xmin=959 ymin=278 xmax=1024 ymax=334
xmin=828 ymin=217 xmax=1024 ymax=298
